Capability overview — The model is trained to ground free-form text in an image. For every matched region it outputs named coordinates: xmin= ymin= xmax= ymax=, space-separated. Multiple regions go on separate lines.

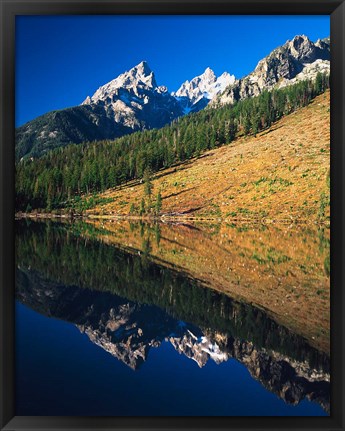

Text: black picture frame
xmin=0 ymin=1 xmax=344 ymax=430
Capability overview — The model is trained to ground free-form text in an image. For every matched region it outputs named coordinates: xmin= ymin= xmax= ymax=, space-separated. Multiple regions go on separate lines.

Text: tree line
xmin=16 ymin=73 xmax=329 ymax=211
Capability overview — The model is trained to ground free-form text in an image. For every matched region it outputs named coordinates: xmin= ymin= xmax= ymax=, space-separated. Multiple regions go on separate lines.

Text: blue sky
xmin=16 ymin=15 xmax=329 ymax=126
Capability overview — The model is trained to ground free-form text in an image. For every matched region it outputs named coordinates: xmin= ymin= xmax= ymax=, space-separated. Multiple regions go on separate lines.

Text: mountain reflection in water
xmin=15 ymin=220 xmax=330 ymax=415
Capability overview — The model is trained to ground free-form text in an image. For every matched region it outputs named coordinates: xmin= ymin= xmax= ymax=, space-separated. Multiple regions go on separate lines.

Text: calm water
xmin=15 ymin=220 xmax=330 ymax=416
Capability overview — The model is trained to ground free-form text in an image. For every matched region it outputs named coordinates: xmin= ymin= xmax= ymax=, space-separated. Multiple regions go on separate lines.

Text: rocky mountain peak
xmin=172 ymin=67 xmax=235 ymax=113
xmin=289 ymin=34 xmax=311 ymax=52
xmin=135 ymin=60 xmax=152 ymax=75
xmin=82 ymin=61 xmax=158 ymax=106
xmin=285 ymin=34 xmax=327 ymax=63
xmin=125 ymin=60 xmax=157 ymax=89
xmin=219 ymin=71 xmax=232 ymax=79
xmin=16 ymin=34 xmax=330 ymax=161
xmin=74 ymin=60 xmax=184 ymax=136
xmin=174 ymin=67 xmax=229 ymax=98
xmin=202 ymin=66 xmax=217 ymax=81
xmin=213 ymin=34 xmax=330 ymax=107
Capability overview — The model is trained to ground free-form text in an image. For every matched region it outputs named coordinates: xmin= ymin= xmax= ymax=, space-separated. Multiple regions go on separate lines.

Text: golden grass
xmin=86 ymin=91 xmax=330 ymax=223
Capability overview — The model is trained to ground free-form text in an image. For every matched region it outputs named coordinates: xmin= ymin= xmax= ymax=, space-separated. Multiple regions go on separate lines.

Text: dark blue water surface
xmin=16 ymin=302 xmax=326 ymax=416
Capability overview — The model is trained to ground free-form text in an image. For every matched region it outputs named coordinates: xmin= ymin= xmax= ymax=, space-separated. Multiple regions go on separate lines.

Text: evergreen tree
xmin=155 ymin=192 xmax=162 ymax=215
xmin=143 ymin=168 xmax=153 ymax=200
xmin=315 ymin=72 xmax=324 ymax=94
xmin=251 ymin=109 xmax=260 ymax=137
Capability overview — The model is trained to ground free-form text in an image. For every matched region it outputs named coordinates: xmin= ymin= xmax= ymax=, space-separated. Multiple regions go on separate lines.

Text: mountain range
xmin=15 ymin=34 xmax=330 ymax=161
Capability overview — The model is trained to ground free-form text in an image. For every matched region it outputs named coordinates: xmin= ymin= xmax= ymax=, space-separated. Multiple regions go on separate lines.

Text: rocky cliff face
xmin=212 ymin=35 xmax=330 ymax=106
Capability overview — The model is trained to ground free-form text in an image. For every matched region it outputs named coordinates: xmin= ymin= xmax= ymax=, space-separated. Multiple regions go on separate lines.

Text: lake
xmin=15 ymin=219 xmax=330 ymax=416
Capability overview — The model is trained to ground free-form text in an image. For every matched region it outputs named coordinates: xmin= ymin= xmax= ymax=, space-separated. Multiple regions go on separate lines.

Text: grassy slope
xmin=84 ymin=90 xmax=330 ymax=223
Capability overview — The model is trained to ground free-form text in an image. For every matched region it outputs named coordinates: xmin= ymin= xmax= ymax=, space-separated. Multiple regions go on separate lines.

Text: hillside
xmin=16 ymin=77 xmax=329 ymax=214
xmin=82 ymin=90 xmax=330 ymax=223
xmin=15 ymin=104 xmax=134 ymax=161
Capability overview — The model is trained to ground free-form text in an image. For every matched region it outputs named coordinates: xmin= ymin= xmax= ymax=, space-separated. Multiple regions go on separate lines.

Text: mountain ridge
xmin=15 ymin=34 xmax=330 ymax=161
xmin=212 ymin=34 xmax=330 ymax=106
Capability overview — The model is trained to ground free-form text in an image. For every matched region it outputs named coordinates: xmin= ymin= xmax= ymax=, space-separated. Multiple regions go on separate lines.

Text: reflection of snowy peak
xmin=16 ymin=265 xmax=330 ymax=413
xmin=169 ymin=330 xmax=228 ymax=367
xmin=77 ymin=312 xmax=330 ymax=413
xmin=172 ymin=67 xmax=235 ymax=113
xmin=78 ymin=320 xmax=229 ymax=370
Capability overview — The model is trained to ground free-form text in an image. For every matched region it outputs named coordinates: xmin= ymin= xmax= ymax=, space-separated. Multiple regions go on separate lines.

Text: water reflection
xmin=83 ymin=219 xmax=330 ymax=354
xmin=15 ymin=220 xmax=330 ymax=413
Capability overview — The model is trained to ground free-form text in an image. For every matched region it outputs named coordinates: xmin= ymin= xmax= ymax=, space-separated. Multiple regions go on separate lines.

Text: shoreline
xmin=15 ymin=211 xmax=330 ymax=226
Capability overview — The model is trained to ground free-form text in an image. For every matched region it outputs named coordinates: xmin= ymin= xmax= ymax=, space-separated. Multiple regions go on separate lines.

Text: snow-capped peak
xmin=171 ymin=67 xmax=235 ymax=113
xmin=82 ymin=61 xmax=158 ymax=105
xmin=173 ymin=67 xmax=235 ymax=102
xmin=202 ymin=66 xmax=217 ymax=81
xmin=79 ymin=60 xmax=184 ymax=132
xmin=135 ymin=60 xmax=152 ymax=75
xmin=82 ymin=62 xmax=236 ymax=116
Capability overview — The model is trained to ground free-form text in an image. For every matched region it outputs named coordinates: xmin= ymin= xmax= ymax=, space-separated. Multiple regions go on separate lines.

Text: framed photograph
xmin=1 ymin=0 xmax=344 ymax=430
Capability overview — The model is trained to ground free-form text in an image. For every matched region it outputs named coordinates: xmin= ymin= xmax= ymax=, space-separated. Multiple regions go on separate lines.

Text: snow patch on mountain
xmin=172 ymin=67 xmax=235 ymax=113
